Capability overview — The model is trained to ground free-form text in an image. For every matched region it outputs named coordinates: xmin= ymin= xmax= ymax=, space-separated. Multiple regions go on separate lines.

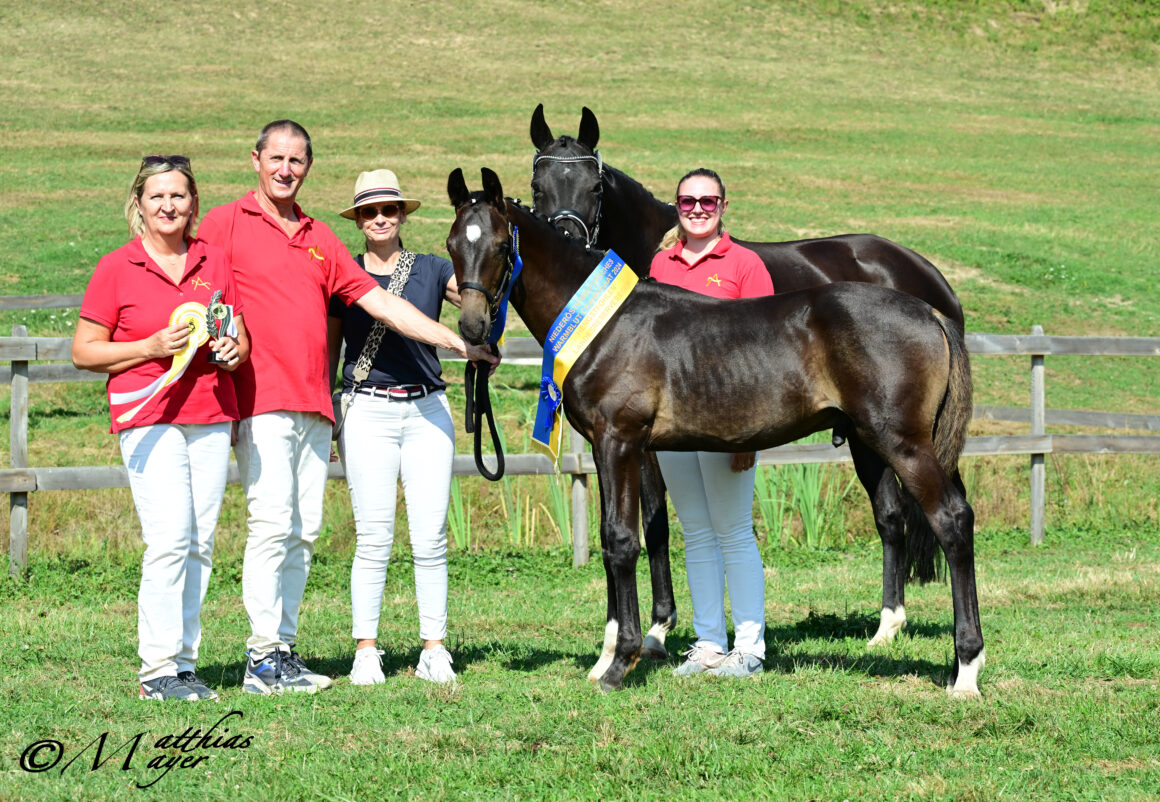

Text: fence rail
xmin=5 ymin=326 xmax=1159 ymax=576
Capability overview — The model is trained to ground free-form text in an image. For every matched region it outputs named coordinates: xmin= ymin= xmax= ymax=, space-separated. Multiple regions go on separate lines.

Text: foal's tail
xmin=905 ymin=313 xmax=973 ymax=584
xmin=932 ymin=315 xmax=972 ymax=475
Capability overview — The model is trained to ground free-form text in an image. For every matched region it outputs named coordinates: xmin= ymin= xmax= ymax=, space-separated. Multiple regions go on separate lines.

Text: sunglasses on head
xmin=676 ymin=195 xmax=722 ymax=214
xmin=358 ymin=203 xmax=403 ymax=220
xmin=142 ymin=154 xmax=191 ymax=168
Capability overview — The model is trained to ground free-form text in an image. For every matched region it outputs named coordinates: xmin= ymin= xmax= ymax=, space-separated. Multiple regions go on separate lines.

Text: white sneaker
xmin=672 ymin=644 xmax=728 ymax=677
xmin=350 ymin=647 xmax=385 ymax=685
xmin=706 ymin=649 xmax=764 ymax=678
xmin=415 ymin=645 xmax=456 ymax=684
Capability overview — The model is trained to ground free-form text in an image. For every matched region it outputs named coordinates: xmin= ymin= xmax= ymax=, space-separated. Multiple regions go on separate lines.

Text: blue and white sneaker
xmin=243 ymin=650 xmax=286 ymax=695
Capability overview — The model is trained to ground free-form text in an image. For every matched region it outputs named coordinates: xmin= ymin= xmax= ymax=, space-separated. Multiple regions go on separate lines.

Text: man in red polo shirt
xmin=198 ymin=119 xmax=496 ymax=695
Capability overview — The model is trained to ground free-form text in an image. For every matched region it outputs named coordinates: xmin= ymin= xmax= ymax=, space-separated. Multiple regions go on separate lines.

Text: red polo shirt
xmin=197 ymin=192 xmax=379 ymax=419
xmin=79 ymin=237 xmax=243 ymax=433
xmin=649 ymin=233 xmax=773 ymax=299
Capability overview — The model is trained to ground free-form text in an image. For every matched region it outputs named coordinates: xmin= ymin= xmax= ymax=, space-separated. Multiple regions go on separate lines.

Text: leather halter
xmin=531 ymin=150 xmax=604 ymax=249
xmin=456 ymin=222 xmax=517 ymax=342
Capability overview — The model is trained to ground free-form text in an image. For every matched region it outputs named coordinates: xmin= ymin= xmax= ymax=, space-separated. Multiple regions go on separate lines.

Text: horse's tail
xmin=904 ymin=312 xmax=972 ymax=585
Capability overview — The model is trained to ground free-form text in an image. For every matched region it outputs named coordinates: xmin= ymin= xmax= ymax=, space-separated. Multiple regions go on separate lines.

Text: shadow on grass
xmin=190 ymin=611 xmax=957 ymax=693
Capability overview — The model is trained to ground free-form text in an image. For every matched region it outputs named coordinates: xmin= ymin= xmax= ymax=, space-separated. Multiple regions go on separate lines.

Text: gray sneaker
xmin=283 ymin=650 xmax=334 ymax=691
xmin=706 ymin=650 xmax=764 ymax=678
xmin=140 ymin=675 xmax=200 ymax=701
xmin=177 ymin=671 xmax=220 ymax=700
xmin=243 ymin=650 xmax=286 ymax=695
xmin=672 ymin=645 xmax=727 ymax=677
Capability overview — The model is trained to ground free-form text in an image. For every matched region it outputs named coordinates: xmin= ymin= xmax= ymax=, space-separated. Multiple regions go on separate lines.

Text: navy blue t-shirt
xmin=328 ymin=252 xmax=455 ymax=391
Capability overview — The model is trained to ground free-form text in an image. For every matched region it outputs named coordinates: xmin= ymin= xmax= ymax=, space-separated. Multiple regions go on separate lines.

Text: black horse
xmin=530 ymin=104 xmax=967 ymax=653
xmin=447 ymin=167 xmax=984 ymax=696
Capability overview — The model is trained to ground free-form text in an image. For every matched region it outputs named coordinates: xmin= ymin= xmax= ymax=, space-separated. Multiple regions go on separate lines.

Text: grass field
xmin=1 ymin=1 xmax=1159 ymax=799
xmin=2 ymin=529 xmax=1159 ymax=801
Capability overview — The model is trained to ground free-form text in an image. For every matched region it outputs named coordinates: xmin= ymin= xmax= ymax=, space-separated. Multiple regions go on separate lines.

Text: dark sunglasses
xmin=358 ymin=203 xmax=403 ymax=220
xmin=142 ymin=154 xmax=191 ymax=168
xmin=676 ymin=195 xmax=722 ymax=214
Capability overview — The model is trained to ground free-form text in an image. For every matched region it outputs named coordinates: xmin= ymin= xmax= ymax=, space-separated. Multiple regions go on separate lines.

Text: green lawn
xmin=2 ymin=528 xmax=1158 ymax=800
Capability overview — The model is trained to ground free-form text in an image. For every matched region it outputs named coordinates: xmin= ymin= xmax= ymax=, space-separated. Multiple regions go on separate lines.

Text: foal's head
xmin=446 ymin=167 xmax=513 ymax=345
xmin=529 ymin=103 xmax=603 ymax=247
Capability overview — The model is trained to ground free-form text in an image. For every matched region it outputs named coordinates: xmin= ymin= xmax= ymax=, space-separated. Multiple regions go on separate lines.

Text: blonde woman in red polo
xmin=650 ymin=168 xmax=772 ymax=679
xmin=73 ymin=155 xmax=249 ymax=701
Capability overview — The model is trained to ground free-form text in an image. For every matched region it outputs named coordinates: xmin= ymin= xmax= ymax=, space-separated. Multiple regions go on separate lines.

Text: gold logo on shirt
xmin=191 ymin=277 xmax=212 ymax=291
xmin=706 ymin=273 xmax=722 ymax=288
xmin=308 ymin=247 xmax=325 ymax=262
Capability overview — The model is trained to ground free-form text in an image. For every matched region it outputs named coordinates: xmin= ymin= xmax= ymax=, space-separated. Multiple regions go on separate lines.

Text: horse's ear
xmin=447 ymin=168 xmax=470 ymax=208
xmin=530 ymin=103 xmax=553 ymax=151
xmin=481 ymin=168 xmax=504 ymax=209
xmin=578 ymin=106 xmax=599 ymax=151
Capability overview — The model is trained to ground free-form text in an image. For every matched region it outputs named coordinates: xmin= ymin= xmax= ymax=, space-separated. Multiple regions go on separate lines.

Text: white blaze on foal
xmin=465 ymin=224 xmax=482 ymax=243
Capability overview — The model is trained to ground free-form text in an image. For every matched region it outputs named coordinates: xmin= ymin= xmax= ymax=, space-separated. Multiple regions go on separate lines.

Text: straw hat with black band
xmin=340 ymin=169 xmax=422 ymax=219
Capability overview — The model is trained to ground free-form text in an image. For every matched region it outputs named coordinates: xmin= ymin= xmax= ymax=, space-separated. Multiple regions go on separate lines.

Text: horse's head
xmin=446 ymin=167 xmax=514 ymax=346
xmin=529 ymin=103 xmax=603 ymax=248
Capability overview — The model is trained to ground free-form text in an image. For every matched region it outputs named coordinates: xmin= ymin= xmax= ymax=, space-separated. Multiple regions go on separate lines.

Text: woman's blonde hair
xmin=124 ymin=156 xmax=199 ymax=240
xmin=659 ymin=167 xmax=727 ymax=251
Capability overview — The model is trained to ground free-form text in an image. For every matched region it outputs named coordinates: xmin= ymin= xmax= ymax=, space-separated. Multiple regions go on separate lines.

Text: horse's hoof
xmin=947 ymin=685 xmax=982 ymax=700
xmin=598 ymin=676 xmax=622 ymax=693
xmin=640 ymin=634 xmax=667 ymax=660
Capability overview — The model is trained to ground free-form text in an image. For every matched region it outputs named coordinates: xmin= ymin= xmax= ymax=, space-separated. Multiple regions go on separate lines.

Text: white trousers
xmin=338 ymin=391 xmax=454 ymax=643
xmin=234 ymin=411 xmax=331 ymax=657
xmin=657 ymin=450 xmax=766 ymax=658
xmin=120 ymin=421 xmax=231 ymax=682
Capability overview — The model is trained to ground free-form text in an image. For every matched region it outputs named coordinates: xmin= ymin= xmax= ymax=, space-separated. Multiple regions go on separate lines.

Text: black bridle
xmin=458 ymin=219 xmax=521 ymax=482
xmin=531 ymin=150 xmax=604 ymax=250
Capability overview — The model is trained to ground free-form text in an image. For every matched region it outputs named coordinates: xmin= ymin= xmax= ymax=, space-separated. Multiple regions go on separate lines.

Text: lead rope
xmin=464 ymin=359 xmax=504 ymax=480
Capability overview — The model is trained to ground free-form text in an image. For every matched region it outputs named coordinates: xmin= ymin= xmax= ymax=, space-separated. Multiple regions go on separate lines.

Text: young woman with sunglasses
xmin=327 ymin=170 xmax=464 ymax=685
xmin=72 ymin=155 xmax=250 ymax=701
xmin=650 ymin=168 xmax=773 ymax=679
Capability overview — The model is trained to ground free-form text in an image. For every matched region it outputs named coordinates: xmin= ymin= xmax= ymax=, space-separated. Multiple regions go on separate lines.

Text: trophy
xmin=206 ymin=290 xmax=233 ymax=364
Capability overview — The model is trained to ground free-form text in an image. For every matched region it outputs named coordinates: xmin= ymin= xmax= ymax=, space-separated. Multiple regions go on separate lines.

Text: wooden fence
xmin=3 ymin=301 xmax=1158 ymax=576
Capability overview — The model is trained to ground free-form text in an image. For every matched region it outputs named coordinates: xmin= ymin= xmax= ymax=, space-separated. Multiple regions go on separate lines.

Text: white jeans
xmin=338 ymin=391 xmax=454 ymax=643
xmin=234 ymin=411 xmax=331 ymax=656
xmin=120 ymin=422 xmax=231 ymax=682
xmin=657 ymin=450 xmax=766 ymax=658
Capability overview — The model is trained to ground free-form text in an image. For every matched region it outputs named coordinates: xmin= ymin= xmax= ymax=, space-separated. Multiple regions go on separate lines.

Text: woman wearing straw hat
xmin=328 ymin=169 xmax=462 ymax=685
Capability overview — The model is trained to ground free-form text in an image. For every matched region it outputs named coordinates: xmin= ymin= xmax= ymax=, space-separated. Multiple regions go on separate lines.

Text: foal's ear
xmin=578 ymin=106 xmax=599 ymax=151
xmin=481 ymin=168 xmax=505 ymax=209
xmin=447 ymin=168 xmax=471 ymax=208
xmin=530 ymin=103 xmax=554 ymax=151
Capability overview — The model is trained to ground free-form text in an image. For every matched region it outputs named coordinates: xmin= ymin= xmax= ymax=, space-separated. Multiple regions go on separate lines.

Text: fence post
xmin=9 ymin=325 xmax=30 ymax=577
xmin=1030 ymin=324 xmax=1046 ymax=545
xmin=569 ymin=424 xmax=589 ymax=567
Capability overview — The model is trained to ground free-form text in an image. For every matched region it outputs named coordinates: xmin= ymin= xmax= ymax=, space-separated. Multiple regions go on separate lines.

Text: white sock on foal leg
xmin=867 ymin=605 xmax=907 ymax=648
xmin=587 ymin=619 xmax=618 ymax=682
